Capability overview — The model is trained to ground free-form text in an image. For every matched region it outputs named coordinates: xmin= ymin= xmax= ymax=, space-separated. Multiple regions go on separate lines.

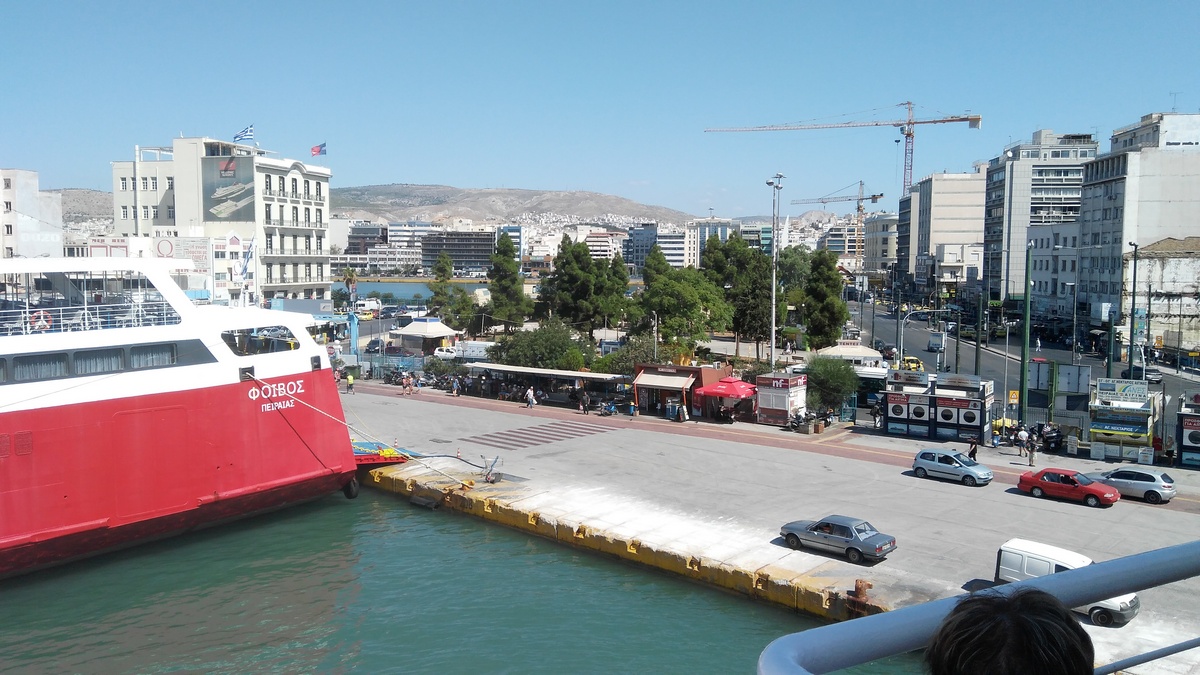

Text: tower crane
xmin=791 ymin=182 xmax=883 ymax=269
xmin=706 ymin=101 xmax=981 ymax=191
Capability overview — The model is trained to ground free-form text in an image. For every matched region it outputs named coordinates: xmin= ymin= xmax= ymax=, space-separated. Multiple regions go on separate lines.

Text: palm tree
xmin=341 ymin=267 xmax=359 ymax=307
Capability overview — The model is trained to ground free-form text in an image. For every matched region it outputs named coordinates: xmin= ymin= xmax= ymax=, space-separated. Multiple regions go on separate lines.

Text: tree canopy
xmin=487 ymin=233 xmax=532 ymax=332
xmin=535 ymin=235 xmax=628 ymax=338
xmin=638 ymin=265 xmax=731 ymax=355
xmin=488 ymin=319 xmax=594 ymax=370
xmin=591 ymin=335 xmax=658 ymax=376
xmin=798 ymin=249 xmax=850 ymax=350
xmin=803 ymin=356 xmax=860 ymax=412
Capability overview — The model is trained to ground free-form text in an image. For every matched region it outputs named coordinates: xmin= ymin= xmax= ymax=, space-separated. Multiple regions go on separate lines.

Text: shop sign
xmin=938 ymin=373 xmax=981 ymax=389
xmin=890 ymin=370 xmax=930 ymax=385
xmin=1096 ymin=378 xmax=1149 ymax=401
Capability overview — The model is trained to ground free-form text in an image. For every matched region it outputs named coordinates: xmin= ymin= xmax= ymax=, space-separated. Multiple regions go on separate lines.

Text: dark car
xmin=1121 ymin=366 xmax=1164 ymax=384
xmin=365 ymin=338 xmax=383 ymax=354
xmin=780 ymin=515 xmax=897 ymax=564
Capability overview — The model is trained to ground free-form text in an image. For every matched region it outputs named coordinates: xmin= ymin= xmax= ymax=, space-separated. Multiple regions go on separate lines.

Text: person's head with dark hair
xmin=925 ymin=588 xmax=1094 ymax=675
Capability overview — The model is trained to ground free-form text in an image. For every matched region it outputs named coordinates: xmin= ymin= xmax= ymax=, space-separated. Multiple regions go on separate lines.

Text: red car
xmin=1018 ymin=468 xmax=1120 ymax=508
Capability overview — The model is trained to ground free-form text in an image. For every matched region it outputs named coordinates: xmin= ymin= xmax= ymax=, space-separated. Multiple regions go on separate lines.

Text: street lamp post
xmin=767 ymin=174 xmax=784 ymax=370
xmin=1065 ymin=281 xmax=1078 ymax=364
xmin=1128 ymin=241 xmax=1140 ymax=372
xmin=1018 ymin=241 xmax=1033 ymax=424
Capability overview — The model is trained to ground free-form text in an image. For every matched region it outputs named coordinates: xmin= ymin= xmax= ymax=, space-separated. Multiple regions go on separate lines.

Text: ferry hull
xmin=0 ymin=371 xmax=355 ymax=579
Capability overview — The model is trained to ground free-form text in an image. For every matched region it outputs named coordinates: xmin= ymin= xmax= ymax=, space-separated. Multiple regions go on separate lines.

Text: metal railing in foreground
xmin=757 ymin=539 xmax=1200 ymax=675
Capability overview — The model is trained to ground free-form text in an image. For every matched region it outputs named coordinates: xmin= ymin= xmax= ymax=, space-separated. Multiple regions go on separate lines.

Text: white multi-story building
xmin=111 ymin=138 xmax=333 ymax=304
xmin=1079 ymin=113 xmax=1200 ymax=334
xmin=983 ymin=130 xmax=1098 ymax=303
xmin=584 ymin=230 xmax=627 ymax=261
xmin=689 ymin=217 xmax=737 ymax=259
xmin=1 ymin=169 xmax=64 ymax=259
xmin=862 ymin=212 xmax=898 ymax=275
xmin=910 ymin=167 xmax=986 ymax=300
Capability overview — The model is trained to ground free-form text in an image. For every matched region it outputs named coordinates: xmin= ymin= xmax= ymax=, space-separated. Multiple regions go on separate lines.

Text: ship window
xmin=221 ymin=326 xmax=298 ymax=356
xmin=131 ymin=343 xmax=176 ymax=369
xmin=75 ymin=348 xmax=125 ymax=375
xmin=0 ymin=359 xmax=5 ymax=383
xmin=14 ymin=353 xmax=69 ymax=381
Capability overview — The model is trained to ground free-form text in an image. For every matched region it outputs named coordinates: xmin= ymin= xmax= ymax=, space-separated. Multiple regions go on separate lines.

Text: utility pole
xmin=1018 ymin=242 xmax=1033 ymax=423
xmin=954 ymin=310 xmax=962 ymax=374
xmin=1128 ymin=242 xmax=1140 ymax=372
xmin=975 ymin=287 xmax=984 ymax=375
xmin=767 ymin=174 xmax=784 ymax=370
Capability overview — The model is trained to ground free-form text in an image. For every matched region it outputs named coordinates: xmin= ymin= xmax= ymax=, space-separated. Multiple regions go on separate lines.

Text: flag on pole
xmin=233 ymin=124 xmax=254 ymax=143
xmin=311 ymin=142 xmax=327 ymax=157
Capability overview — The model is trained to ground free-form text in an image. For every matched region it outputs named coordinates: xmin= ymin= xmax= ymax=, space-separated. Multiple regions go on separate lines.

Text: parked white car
xmin=433 ymin=347 xmax=458 ymax=361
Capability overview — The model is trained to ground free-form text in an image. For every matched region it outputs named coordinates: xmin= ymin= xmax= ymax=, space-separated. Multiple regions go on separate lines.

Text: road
xmin=344 ymin=386 xmax=1200 ymax=672
xmin=852 ymin=300 xmax=1196 ymax=423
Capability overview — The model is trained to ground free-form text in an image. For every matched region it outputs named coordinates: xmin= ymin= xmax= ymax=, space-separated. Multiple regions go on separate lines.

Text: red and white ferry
xmin=0 ymin=258 xmax=358 ymax=578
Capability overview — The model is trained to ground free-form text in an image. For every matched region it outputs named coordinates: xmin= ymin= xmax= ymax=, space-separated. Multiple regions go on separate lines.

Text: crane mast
xmin=790 ymin=182 xmax=883 ymax=270
xmin=706 ymin=102 xmax=981 ymax=191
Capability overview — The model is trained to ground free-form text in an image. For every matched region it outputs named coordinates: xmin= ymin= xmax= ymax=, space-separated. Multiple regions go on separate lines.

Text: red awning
xmin=694 ymin=377 xmax=757 ymax=399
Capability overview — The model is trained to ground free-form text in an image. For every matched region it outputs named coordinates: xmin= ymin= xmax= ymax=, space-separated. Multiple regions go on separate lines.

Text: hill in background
xmin=330 ymin=184 xmax=698 ymax=224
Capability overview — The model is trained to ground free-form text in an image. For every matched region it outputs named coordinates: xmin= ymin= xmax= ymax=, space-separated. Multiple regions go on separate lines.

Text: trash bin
xmin=665 ymin=402 xmax=678 ymax=419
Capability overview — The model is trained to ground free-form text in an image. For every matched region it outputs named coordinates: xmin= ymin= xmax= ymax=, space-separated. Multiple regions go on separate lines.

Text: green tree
xmin=340 ymin=267 xmax=359 ymax=304
xmin=488 ymin=319 xmax=594 ymax=370
xmin=594 ymin=253 xmax=631 ymax=333
xmin=641 ymin=245 xmax=672 ymax=285
xmin=331 ymin=288 xmax=349 ymax=309
xmin=427 ymin=251 xmax=455 ymax=316
xmin=639 ymin=266 xmax=731 ymax=354
xmin=799 ymin=249 xmax=851 ymax=350
xmin=535 ymin=235 xmax=605 ymax=337
xmin=776 ymin=245 xmax=813 ymax=293
xmin=803 ymin=356 xmax=860 ymax=412
xmin=488 ymin=233 xmax=532 ymax=332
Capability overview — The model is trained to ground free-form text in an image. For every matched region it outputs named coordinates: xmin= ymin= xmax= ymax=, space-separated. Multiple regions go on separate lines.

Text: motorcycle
xmin=598 ymin=400 xmax=619 ymax=417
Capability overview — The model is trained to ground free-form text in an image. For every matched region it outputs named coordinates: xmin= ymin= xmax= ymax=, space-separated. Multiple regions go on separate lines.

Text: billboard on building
xmin=154 ymin=238 xmax=212 ymax=275
xmin=202 ymin=156 xmax=256 ymax=221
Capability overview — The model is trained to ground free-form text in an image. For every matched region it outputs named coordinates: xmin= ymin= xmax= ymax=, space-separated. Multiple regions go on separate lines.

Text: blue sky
xmin=4 ymin=1 xmax=1198 ymax=219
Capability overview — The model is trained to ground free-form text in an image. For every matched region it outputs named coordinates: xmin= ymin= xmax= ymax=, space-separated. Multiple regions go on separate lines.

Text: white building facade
xmin=1 ymin=169 xmax=64 ymax=259
xmin=111 ymin=138 xmax=333 ymax=304
xmin=862 ymin=212 xmax=898 ymax=275
xmin=911 ymin=168 xmax=986 ymax=300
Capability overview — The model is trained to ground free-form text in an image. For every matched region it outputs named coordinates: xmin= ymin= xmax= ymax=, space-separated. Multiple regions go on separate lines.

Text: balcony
xmin=264 ymin=219 xmax=327 ymax=231
xmin=757 ymin=540 xmax=1200 ymax=675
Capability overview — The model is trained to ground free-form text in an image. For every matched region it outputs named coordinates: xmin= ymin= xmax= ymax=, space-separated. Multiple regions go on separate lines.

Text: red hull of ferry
xmin=0 ymin=372 xmax=355 ymax=579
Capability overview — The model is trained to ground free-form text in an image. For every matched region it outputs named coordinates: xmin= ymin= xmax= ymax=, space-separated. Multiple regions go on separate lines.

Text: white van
xmin=994 ymin=538 xmax=1140 ymax=626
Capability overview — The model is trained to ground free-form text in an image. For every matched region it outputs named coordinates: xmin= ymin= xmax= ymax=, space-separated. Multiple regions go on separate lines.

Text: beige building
xmin=910 ymin=167 xmax=986 ymax=300
xmin=111 ymin=138 xmax=333 ymax=304
xmin=1 ymin=169 xmax=64 ymax=259
xmin=862 ymin=212 xmax=898 ymax=274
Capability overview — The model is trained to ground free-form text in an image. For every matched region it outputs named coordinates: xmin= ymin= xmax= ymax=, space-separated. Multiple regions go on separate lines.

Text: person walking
xmin=524 ymin=386 xmax=536 ymax=409
xmin=1016 ymin=426 xmax=1030 ymax=457
xmin=1035 ymin=337 xmax=1042 ymax=352
xmin=1028 ymin=437 xmax=1038 ymax=467
xmin=345 ymin=372 xmax=355 ymax=395
xmin=581 ymin=390 xmax=591 ymax=415
xmin=968 ymin=437 xmax=979 ymax=461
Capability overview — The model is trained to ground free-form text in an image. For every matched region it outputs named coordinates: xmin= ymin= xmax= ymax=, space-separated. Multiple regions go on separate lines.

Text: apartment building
xmin=690 ymin=217 xmax=737 ymax=258
xmin=982 ymin=130 xmax=1098 ymax=303
xmin=862 ymin=212 xmax=898 ymax=275
xmin=584 ymin=230 xmax=627 ymax=261
xmin=909 ymin=167 xmax=986 ymax=301
xmin=818 ymin=219 xmax=865 ymax=272
xmin=110 ymin=138 xmax=333 ymax=304
xmin=0 ymin=169 xmax=64 ymax=259
xmin=420 ymin=225 xmax=497 ymax=272
xmin=1079 ymin=113 xmax=1200 ymax=339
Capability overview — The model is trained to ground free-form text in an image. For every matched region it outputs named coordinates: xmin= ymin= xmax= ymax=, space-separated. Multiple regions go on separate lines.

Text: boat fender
xmin=30 ymin=310 xmax=52 ymax=331
xmin=342 ymin=476 xmax=360 ymax=499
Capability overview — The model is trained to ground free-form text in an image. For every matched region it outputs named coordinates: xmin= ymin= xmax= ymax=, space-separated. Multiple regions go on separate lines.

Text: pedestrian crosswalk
xmin=459 ymin=420 xmax=615 ymax=450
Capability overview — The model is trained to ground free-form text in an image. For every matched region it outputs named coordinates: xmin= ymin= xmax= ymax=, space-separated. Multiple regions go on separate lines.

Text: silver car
xmin=912 ymin=449 xmax=993 ymax=487
xmin=1082 ymin=468 xmax=1176 ymax=504
xmin=780 ymin=515 xmax=897 ymax=564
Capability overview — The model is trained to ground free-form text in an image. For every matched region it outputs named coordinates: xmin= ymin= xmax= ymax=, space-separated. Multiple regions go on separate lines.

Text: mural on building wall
xmin=202 ymin=156 xmax=256 ymax=221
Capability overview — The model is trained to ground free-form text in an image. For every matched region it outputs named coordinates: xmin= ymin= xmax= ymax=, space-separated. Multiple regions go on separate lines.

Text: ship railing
xmin=0 ymin=299 xmax=181 ymax=334
xmin=758 ymin=539 xmax=1200 ymax=675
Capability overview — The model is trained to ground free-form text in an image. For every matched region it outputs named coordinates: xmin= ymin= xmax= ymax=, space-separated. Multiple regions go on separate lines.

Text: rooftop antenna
xmin=1170 ymin=91 xmax=1182 ymax=112
xmin=708 ymin=207 xmax=714 ymax=218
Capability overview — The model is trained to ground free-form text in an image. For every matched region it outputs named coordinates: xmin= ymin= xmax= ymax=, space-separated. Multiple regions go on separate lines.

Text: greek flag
xmin=233 ymin=124 xmax=254 ymax=143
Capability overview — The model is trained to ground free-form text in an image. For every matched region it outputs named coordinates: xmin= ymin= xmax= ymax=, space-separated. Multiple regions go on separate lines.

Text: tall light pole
xmin=767 ymin=173 xmax=784 ymax=370
xmin=1066 ymin=281 xmax=1078 ymax=364
xmin=1018 ymin=241 xmax=1033 ymax=424
xmin=1128 ymin=241 xmax=1140 ymax=372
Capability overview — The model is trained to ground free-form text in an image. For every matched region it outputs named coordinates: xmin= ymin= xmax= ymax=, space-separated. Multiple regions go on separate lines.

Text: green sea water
xmin=0 ymin=490 xmax=925 ymax=674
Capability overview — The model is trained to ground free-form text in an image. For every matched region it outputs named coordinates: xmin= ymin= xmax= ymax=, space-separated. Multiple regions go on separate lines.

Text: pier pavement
xmin=342 ymin=384 xmax=1200 ymax=673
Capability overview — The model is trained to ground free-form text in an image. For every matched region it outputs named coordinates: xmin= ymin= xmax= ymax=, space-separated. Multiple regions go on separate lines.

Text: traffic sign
xmin=1008 ymin=390 xmax=1019 ymax=405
